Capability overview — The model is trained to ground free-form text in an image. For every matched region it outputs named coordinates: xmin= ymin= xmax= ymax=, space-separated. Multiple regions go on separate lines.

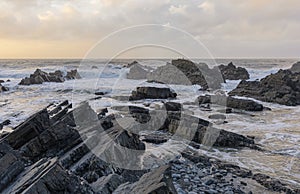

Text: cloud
xmin=0 ymin=0 xmax=299 ymax=58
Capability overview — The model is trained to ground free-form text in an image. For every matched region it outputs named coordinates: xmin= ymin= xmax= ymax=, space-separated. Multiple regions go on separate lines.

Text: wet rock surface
xmin=126 ymin=61 xmax=153 ymax=79
xmin=0 ymin=100 xmax=299 ymax=194
xmin=147 ymin=59 xmax=225 ymax=90
xmin=218 ymin=62 xmax=250 ymax=80
xmin=19 ymin=69 xmax=81 ymax=85
xmin=229 ymin=69 xmax=300 ymax=106
xmin=0 ymin=83 xmax=9 ymax=92
xmin=197 ymin=95 xmax=264 ymax=111
xmin=290 ymin=61 xmax=300 ymax=73
xmin=130 ymin=86 xmax=177 ymax=100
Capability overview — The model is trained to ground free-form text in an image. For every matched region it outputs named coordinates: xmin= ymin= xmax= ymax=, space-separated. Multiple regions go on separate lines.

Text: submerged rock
xmin=229 ymin=69 xmax=300 ymax=106
xmin=217 ymin=62 xmax=250 ymax=80
xmin=129 ymin=86 xmax=177 ymax=100
xmin=148 ymin=59 xmax=224 ymax=90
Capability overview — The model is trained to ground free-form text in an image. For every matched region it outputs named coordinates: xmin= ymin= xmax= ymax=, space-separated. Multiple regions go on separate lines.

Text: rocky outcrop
xmin=218 ymin=62 xmax=250 ymax=80
xmin=65 ymin=69 xmax=81 ymax=79
xmin=0 ymin=83 xmax=8 ymax=92
xmin=0 ymin=120 xmax=10 ymax=130
xmin=129 ymin=86 xmax=177 ymax=100
xmin=114 ymin=165 xmax=176 ymax=194
xmin=19 ymin=69 xmax=81 ymax=85
xmin=127 ymin=62 xmax=152 ymax=80
xmin=147 ymin=59 xmax=225 ymax=90
xmin=197 ymin=95 xmax=264 ymax=111
xmin=290 ymin=61 xmax=300 ymax=73
xmin=229 ymin=69 xmax=300 ymax=106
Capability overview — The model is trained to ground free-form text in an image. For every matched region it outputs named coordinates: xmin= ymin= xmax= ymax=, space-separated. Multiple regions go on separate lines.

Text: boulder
xmin=229 ymin=69 xmax=300 ymax=106
xmin=0 ymin=83 xmax=8 ymax=92
xmin=196 ymin=95 xmax=264 ymax=111
xmin=129 ymin=87 xmax=177 ymax=100
xmin=290 ymin=61 xmax=300 ymax=73
xmin=218 ymin=62 xmax=250 ymax=80
xmin=148 ymin=59 xmax=225 ymax=90
xmin=0 ymin=120 xmax=10 ymax=130
xmin=65 ymin=69 xmax=81 ymax=80
xmin=163 ymin=101 xmax=182 ymax=111
xmin=127 ymin=62 xmax=152 ymax=80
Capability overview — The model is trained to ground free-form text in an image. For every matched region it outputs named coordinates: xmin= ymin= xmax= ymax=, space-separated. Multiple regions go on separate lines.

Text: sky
xmin=0 ymin=0 xmax=299 ymax=59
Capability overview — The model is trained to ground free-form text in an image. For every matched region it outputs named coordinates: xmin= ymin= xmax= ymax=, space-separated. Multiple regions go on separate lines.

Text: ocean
xmin=0 ymin=58 xmax=299 ymax=185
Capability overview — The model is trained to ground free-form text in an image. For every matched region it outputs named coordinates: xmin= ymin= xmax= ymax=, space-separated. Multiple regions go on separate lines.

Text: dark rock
xmin=65 ymin=69 xmax=81 ymax=80
xmin=0 ymin=83 xmax=8 ymax=92
xmin=6 ymin=79 xmax=10 ymax=82
xmin=196 ymin=95 xmax=264 ymax=111
xmin=114 ymin=165 xmax=176 ymax=194
xmin=148 ymin=59 xmax=224 ymax=90
xmin=129 ymin=87 xmax=177 ymax=100
xmin=160 ymin=111 xmax=256 ymax=149
xmin=252 ymin=173 xmax=300 ymax=193
xmin=0 ymin=80 xmax=4 ymax=83
xmin=229 ymin=69 xmax=300 ymax=106
xmin=163 ymin=101 xmax=182 ymax=111
xmin=126 ymin=60 xmax=139 ymax=68
xmin=208 ymin=114 xmax=226 ymax=120
xmin=142 ymin=133 xmax=169 ymax=144
xmin=91 ymin=174 xmax=124 ymax=193
xmin=19 ymin=69 xmax=81 ymax=85
xmin=3 ymin=158 xmax=93 ymax=194
xmin=218 ymin=62 xmax=250 ymax=80
xmin=0 ymin=120 xmax=10 ymax=130
xmin=127 ymin=62 xmax=151 ymax=79
xmin=0 ymin=142 xmax=25 ymax=192
xmin=290 ymin=61 xmax=300 ymax=73
xmin=3 ymin=108 xmax=50 ymax=149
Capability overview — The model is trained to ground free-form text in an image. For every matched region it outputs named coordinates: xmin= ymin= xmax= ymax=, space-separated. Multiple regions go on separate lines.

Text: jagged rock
xmin=196 ymin=95 xmax=264 ymax=111
xmin=65 ymin=69 xmax=81 ymax=80
xmin=19 ymin=69 xmax=81 ymax=85
xmin=163 ymin=101 xmax=182 ymax=111
xmin=91 ymin=174 xmax=124 ymax=193
xmin=290 ymin=61 xmax=300 ymax=73
xmin=218 ymin=62 xmax=250 ymax=80
xmin=229 ymin=69 xmax=300 ymax=106
xmin=113 ymin=165 xmax=176 ymax=194
xmin=147 ymin=59 xmax=224 ymax=90
xmin=126 ymin=61 xmax=139 ymax=68
xmin=127 ymin=62 xmax=152 ymax=79
xmin=0 ymin=119 xmax=10 ymax=130
xmin=129 ymin=87 xmax=177 ymax=100
xmin=3 ymin=158 xmax=93 ymax=194
xmin=4 ymin=108 xmax=51 ymax=149
xmin=0 ymin=142 xmax=25 ymax=192
xmin=159 ymin=111 xmax=257 ymax=149
xmin=0 ymin=83 xmax=8 ymax=92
